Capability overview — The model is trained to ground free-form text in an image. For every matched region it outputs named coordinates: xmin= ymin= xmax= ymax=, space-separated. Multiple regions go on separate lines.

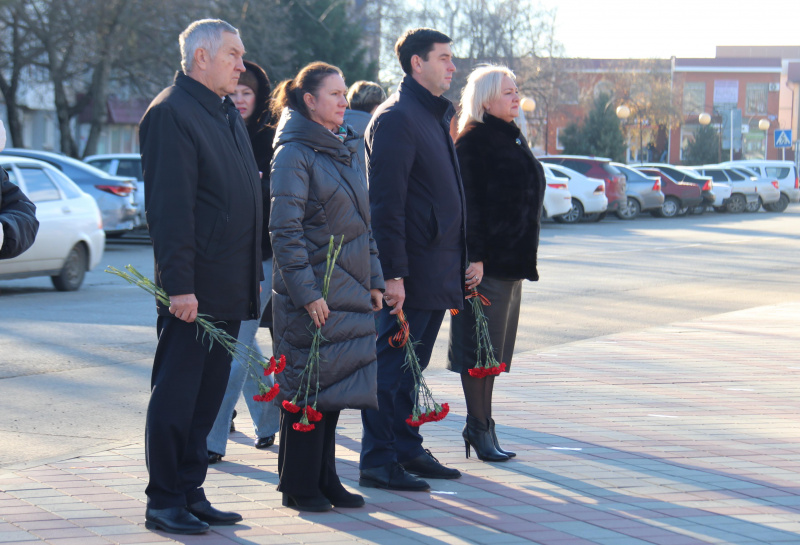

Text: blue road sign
xmin=774 ymin=130 xmax=792 ymax=148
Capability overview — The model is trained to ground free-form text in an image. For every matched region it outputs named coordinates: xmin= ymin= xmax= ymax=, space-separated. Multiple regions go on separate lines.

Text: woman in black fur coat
xmin=447 ymin=65 xmax=545 ymax=462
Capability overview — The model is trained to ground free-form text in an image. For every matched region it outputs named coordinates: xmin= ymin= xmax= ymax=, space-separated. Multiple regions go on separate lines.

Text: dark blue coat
xmin=140 ymin=72 xmax=263 ymax=320
xmin=366 ymin=76 xmax=466 ymax=311
xmin=0 ymin=167 xmax=39 ymax=260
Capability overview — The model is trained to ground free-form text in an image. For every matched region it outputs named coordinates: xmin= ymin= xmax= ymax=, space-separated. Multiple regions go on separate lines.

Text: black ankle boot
xmin=463 ymin=415 xmax=509 ymax=462
xmin=489 ymin=418 xmax=516 ymax=458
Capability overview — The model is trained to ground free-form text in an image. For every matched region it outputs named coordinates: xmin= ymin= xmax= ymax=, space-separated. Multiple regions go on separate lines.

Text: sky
xmin=540 ymin=0 xmax=800 ymax=59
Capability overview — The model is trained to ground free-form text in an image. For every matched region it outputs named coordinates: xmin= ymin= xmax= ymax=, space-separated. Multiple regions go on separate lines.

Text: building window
xmin=683 ymin=82 xmax=705 ymax=115
xmin=745 ymin=83 xmax=768 ymax=115
xmin=558 ymin=81 xmax=579 ymax=105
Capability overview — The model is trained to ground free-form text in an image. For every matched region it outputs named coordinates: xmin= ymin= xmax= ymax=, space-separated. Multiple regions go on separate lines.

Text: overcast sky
xmin=542 ymin=0 xmax=800 ymax=59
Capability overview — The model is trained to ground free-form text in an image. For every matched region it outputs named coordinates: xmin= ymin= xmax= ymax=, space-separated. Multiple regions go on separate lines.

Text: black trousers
xmin=277 ymin=408 xmax=341 ymax=496
xmin=145 ymin=315 xmax=240 ymax=509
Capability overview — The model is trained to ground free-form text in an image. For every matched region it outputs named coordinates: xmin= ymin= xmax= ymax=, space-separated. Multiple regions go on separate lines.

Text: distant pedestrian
xmin=344 ymin=81 xmax=387 ymax=176
xmin=207 ymin=59 xmax=279 ymax=465
xmin=0 ymin=120 xmax=39 ymax=260
xmin=269 ymin=61 xmax=384 ymax=512
xmin=360 ymin=28 xmax=466 ymax=492
xmin=139 ymin=19 xmax=262 ymax=535
xmin=448 ymin=65 xmax=545 ymax=462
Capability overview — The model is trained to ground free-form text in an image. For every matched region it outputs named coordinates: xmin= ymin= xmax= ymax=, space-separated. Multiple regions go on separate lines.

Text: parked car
xmin=638 ymin=167 xmax=703 ymax=218
xmin=722 ymin=160 xmax=800 ymax=212
xmin=611 ymin=163 xmax=664 ymax=220
xmin=542 ymin=163 xmax=608 ymax=223
xmin=689 ymin=165 xmax=778 ymax=213
xmin=1 ymin=148 xmax=139 ymax=236
xmin=83 ymin=153 xmax=145 ymax=226
xmin=639 ymin=163 xmax=715 ymax=211
xmin=728 ymin=165 xmax=781 ymax=212
xmin=540 ymin=156 xmax=626 ymax=216
xmin=542 ymin=166 xmax=573 ymax=218
xmin=0 ymin=156 xmax=105 ymax=291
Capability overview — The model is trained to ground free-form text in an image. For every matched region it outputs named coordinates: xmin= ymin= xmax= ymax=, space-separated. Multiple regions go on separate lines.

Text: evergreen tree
xmin=561 ymin=93 xmax=626 ymax=162
xmin=285 ymin=0 xmax=377 ymax=83
xmin=683 ymin=125 xmax=720 ymax=165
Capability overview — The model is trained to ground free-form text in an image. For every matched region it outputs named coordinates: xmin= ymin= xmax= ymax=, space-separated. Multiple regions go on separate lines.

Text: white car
xmin=720 ymin=160 xmax=799 ymax=212
xmin=543 ymin=163 xmax=608 ymax=223
xmin=0 ymin=156 xmax=105 ymax=291
xmin=84 ymin=153 xmax=145 ymax=226
xmin=690 ymin=165 xmax=779 ymax=213
xmin=542 ymin=165 xmax=573 ymax=218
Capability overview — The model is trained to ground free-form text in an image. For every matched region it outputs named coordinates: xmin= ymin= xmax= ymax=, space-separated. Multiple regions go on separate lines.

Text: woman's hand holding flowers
xmin=465 ymin=261 xmax=483 ymax=290
xmin=304 ymin=298 xmax=329 ymax=328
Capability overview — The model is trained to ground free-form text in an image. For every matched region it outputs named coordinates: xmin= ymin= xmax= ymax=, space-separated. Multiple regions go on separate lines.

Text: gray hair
xmin=179 ymin=19 xmax=239 ymax=73
xmin=458 ymin=65 xmax=516 ymax=133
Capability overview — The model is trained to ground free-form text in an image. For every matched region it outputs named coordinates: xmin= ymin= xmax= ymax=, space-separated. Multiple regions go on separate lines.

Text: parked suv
xmin=720 ymin=160 xmax=799 ymax=212
xmin=540 ymin=156 xmax=626 ymax=215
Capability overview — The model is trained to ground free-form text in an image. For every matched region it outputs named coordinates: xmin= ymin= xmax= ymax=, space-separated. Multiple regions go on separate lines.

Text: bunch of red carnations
xmin=451 ymin=288 xmax=507 ymax=378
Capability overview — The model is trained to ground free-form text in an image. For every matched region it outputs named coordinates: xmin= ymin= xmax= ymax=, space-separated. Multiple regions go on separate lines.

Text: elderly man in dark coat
xmin=139 ymin=19 xmax=262 ymax=535
xmin=359 ymin=28 xmax=467 ymax=492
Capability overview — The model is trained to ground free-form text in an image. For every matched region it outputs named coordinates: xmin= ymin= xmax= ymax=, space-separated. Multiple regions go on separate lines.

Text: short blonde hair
xmin=346 ymin=81 xmax=387 ymax=113
xmin=457 ymin=65 xmax=516 ymax=134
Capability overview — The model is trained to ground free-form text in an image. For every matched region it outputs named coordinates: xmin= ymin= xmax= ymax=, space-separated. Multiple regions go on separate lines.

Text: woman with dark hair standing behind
xmin=448 ymin=65 xmax=545 ymax=462
xmin=269 ymin=62 xmax=384 ymax=512
xmin=207 ymin=60 xmax=279 ymax=463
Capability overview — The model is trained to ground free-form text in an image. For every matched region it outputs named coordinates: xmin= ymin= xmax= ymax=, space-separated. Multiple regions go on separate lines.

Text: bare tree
xmin=0 ymin=0 xmax=42 ymax=148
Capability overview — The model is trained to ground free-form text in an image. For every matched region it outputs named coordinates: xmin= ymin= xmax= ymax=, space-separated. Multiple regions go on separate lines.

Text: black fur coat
xmin=455 ymin=114 xmax=545 ymax=281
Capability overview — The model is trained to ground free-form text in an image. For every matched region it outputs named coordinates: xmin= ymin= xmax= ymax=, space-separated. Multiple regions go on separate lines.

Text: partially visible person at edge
xmin=207 ymin=59 xmax=280 ymax=465
xmin=343 ymin=81 xmax=387 ymax=176
xmin=138 ymin=19 xmax=262 ymax=535
xmin=269 ymin=61 xmax=384 ymax=512
xmin=0 ymin=120 xmax=39 ymax=260
xmin=360 ymin=28 xmax=467 ymax=492
xmin=448 ymin=65 xmax=545 ymax=462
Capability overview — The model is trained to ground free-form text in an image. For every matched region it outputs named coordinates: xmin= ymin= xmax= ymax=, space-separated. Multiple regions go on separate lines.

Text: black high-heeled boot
xmin=463 ymin=415 xmax=509 ymax=462
xmin=488 ymin=418 xmax=516 ymax=458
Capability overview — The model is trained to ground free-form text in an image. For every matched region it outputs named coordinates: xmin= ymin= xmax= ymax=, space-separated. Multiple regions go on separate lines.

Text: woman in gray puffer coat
xmin=269 ymin=62 xmax=384 ymax=513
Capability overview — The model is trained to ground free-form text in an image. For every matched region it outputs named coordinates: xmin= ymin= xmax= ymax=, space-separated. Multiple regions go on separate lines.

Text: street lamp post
xmin=615 ymin=105 xmax=632 ymax=162
xmin=758 ymin=118 xmax=770 ymax=160
xmin=698 ymin=112 xmax=718 ymax=163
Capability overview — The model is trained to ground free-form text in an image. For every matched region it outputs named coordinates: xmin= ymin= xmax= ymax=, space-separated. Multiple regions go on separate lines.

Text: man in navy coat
xmin=360 ymin=28 xmax=467 ymax=491
xmin=139 ymin=19 xmax=262 ymax=535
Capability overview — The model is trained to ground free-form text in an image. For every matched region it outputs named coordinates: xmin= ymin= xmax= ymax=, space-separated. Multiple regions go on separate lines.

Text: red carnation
xmin=264 ymin=356 xmax=276 ymax=375
xmin=276 ymin=354 xmax=286 ymax=374
xmin=292 ymin=422 xmax=315 ymax=432
xmin=304 ymin=406 xmax=323 ymax=422
xmin=259 ymin=383 xmax=279 ymax=402
xmin=282 ymin=400 xmax=301 ymax=413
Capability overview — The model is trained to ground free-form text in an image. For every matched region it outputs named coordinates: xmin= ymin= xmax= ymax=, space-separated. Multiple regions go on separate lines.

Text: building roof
xmin=674 ymin=57 xmax=782 ymax=73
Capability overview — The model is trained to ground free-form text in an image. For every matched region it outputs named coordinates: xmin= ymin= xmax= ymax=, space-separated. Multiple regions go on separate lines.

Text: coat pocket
xmin=199 ymin=209 xmax=227 ymax=255
xmin=427 ymin=204 xmax=442 ymax=244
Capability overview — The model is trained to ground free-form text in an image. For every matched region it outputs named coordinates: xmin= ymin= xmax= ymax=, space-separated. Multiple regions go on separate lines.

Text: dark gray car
xmin=611 ymin=163 xmax=665 ymax=220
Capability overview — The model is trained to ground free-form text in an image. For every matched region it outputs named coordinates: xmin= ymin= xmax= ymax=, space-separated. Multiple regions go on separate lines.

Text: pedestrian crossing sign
xmin=774 ymin=130 xmax=792 ymax=148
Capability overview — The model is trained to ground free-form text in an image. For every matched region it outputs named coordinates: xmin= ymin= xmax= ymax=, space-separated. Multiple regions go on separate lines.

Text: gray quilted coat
xmin=269 ymin=108 xmax=384 ymax=411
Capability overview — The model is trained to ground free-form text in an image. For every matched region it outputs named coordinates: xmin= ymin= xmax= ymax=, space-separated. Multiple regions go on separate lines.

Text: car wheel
xmin=744 ymin=197 xmax=762 ymax=213
xmin=764 ymin=194 xmax=789 ymax=213
xmin=660 ymin=196 xmax=680 ymax=218
xmin=51 ymin=243 xmax=87 ymax=292
xmin=615 ymin=198 xmax=640 ymax=220
xmin=553 ymin=199 xmax=584 ymax=224
xmin=690 ymin=205 xmax=706 ymax=215
xmin=726 ymin=194 xmax=746 ymax=213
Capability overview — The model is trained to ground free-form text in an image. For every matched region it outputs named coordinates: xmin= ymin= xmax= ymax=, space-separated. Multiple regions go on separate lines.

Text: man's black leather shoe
xmin=401 ymin=450 xmax=461 ymax=480
xmin=187 ymin=500 xmax=242 ymax=525
xmin=208 ymin=451 xmax=223 ymax=464
xmin=144 ymin=506 xmax=208 ymax=534
xmin=359 ymin=462 xmax=430 ymax=491
xmin=254 ymin=434 xmax=275 ymax=449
